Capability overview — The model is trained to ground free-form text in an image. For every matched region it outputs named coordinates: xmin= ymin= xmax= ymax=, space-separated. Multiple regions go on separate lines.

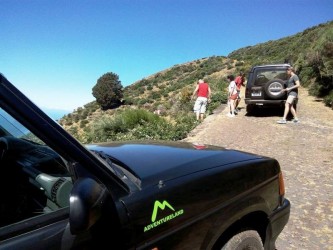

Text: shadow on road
xmin=244 ymin=106 xmax=284 ymax=118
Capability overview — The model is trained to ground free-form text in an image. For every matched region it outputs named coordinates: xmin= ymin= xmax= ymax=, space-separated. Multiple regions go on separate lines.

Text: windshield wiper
xmin=90 ymin=150 xmax=126 ymax=178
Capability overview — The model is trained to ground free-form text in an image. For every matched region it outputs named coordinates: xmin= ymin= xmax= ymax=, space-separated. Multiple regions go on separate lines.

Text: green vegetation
xmin=59 ymin=21 xmax=333 ymax=143
xmin=78 ymin=108 xmax=197 ymax=143
xmin=92 ymin=72 xmax=123 ymax=110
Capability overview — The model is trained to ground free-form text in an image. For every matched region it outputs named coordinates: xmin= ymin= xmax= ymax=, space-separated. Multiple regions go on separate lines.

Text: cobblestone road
xmin=183 ymin=87 xmax=333 ymax=249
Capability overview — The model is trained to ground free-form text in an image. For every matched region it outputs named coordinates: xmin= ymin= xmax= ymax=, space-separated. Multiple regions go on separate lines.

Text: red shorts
xmin=229 ymin=93 xmax=238 ymax=100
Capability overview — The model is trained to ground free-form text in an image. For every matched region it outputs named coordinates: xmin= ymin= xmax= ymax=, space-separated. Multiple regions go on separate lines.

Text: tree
xmin=92 ymin=72 xmax=123 ymax=110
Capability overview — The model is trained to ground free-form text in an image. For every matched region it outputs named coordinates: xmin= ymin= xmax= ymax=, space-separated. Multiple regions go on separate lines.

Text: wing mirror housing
xmin=69 ymin=177 xmax=108 ymax=234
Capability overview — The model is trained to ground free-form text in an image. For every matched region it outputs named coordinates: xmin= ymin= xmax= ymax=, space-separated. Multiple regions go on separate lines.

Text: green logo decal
xmin=151 ymin=200 xmax=175 ymax=222
xmin=144 ymin=200 xmax=184 ymax=232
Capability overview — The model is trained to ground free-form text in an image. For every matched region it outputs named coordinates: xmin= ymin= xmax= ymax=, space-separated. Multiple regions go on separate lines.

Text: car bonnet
xmin=86 ymin=141 xmax=263 ymax=188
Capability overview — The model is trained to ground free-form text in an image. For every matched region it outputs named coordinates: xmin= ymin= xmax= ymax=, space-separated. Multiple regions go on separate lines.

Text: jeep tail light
xmin=279 ymin=172 xmax=285 ymax=197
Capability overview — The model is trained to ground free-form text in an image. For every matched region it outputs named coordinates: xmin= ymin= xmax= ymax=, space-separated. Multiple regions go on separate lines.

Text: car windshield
xmin=0 ymin=107 xmax=139 ymax=188
xmin=0 ymin=108 xmax=26 ymax=136
xmin=0 ymin=106 xmax=74 ymax=227
xmin=0 ymin=108 xmax=44 ymax=144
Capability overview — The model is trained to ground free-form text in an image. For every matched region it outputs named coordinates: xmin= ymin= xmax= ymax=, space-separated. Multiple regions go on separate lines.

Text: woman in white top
xmin=227 ymin=75 xmax=238 ymax=117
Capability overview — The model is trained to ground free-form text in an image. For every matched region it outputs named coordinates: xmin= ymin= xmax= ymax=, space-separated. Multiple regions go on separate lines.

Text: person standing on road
xmin=234 ymin=72 xmax=246 ymax=113
xmin=191 ymin=79 xmax=211 ymax=121
xmin=227 ymin=75 xmax=238 ymax=117
xmin=277 ymin=66 xmax=300 ymax=124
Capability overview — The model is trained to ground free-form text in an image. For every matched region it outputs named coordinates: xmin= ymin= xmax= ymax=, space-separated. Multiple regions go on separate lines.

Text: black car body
xmin=0 ymin=73 xmax=290 ymax=249
xmin=245 ymin=64 xmax=297 ymax=113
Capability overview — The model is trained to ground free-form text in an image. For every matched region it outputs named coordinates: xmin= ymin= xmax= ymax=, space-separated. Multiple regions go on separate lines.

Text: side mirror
xmin=69 ymin=177 xmax=108 ymax=234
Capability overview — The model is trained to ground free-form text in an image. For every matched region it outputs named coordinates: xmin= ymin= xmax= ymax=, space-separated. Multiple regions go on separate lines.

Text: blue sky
xmin=1 ymin=0 xmax=332 ymax=114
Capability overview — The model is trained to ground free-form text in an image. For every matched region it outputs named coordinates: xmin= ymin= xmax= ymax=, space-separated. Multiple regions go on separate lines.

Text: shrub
xmin=81 ymin=107 xmax=199 ymax=143
xmin=92 ymin=72 xmax=123 ymax=110
xmin=323 ymin=90 xmax=333 ymax=108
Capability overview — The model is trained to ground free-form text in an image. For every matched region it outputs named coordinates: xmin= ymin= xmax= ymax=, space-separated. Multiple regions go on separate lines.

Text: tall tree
xmin=92 ymin=72 xmax=123 ymax=110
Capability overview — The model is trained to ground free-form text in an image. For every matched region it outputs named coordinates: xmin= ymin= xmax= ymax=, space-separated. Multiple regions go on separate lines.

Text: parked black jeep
xmin=0 ymin=73 xmax=290 ymax=250
xmin=245 ymin=64 xmax=297 ymax=114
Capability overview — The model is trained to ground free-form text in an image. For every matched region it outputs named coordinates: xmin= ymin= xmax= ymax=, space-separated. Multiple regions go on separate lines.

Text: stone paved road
xmin=183 ymin=87 xmax=333 ymax=249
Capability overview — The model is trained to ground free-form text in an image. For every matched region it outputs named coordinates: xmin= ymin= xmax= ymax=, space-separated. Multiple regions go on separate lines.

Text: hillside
xmin=59 ymin=20 xmax=333 ymax=143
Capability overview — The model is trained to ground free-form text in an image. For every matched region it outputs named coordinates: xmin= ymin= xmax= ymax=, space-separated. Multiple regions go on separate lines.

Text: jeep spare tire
xmin=264 ymin=79 xmax=286 ymax=99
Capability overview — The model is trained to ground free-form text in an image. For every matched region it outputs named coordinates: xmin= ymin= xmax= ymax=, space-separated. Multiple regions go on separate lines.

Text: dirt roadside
xmin=183 ymin=87 xmax=333 ymax=249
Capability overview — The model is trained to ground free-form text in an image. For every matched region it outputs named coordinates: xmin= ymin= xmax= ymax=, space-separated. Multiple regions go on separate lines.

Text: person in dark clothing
xmin=277 ymin=66 xmax=300 ymax=124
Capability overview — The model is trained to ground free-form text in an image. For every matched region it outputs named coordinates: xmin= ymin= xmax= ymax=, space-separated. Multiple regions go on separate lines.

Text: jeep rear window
xmin=254 ymin=69 xmax=288 ymax=86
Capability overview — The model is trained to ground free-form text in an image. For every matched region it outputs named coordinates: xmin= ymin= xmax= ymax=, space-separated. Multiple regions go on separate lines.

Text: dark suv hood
xmin=87 ymin=141 xmax=262 ymax=188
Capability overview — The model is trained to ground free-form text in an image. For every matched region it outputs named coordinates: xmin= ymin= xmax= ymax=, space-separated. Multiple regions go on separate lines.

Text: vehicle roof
xmin=251 ymin=64 xmax=291 ymax=69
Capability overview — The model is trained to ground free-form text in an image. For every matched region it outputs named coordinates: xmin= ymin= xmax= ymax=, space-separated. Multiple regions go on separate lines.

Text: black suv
xmin=0 ymin=73 xmax=290 ymax=250
xmin=245 ymin=64 xmax=297 ymax=113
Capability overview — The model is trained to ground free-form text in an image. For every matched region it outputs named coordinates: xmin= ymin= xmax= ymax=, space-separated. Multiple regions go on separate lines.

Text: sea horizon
xmin=43 ymin=108 xmax=71 ymax=121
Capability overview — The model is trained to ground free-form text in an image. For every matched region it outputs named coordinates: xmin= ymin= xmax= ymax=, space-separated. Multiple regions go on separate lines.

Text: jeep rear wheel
xmin=221 ymin=230 xmax=264 ymax=250
xmin=264 ymin=79 xmax=286 ymax=99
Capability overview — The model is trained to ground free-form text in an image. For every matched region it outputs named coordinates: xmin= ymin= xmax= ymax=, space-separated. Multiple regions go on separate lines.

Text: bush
xmin=80 ymin=120 xmax=89 ymax=128
xmin=323 ymin=90 xmax=333 ymax=109
xmin=81 ymin=107 xmax=199 ymax=143
xmin=92 ymin=72 xmax=123 ymax=110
